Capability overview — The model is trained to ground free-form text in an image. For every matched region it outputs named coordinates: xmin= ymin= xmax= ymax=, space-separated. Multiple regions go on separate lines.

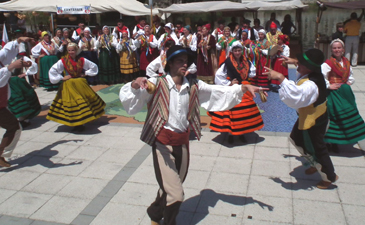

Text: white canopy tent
xmin=0 ymin=0 xmax=158 ymax=16
xmin=245 ymin=0 xmax=307 ymax=11
xmin=158 ymin=1 xmax=249 ymax=14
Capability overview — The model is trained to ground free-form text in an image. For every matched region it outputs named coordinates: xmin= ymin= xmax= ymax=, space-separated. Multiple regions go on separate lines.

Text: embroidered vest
xmin=297 ymin=76 xmax=327 ymax=130
xmin=325 ymin=57 xmax=351 ymax=84
xmin=140 ymin=77 xmax=201 ymax=146
xmin=0 ymin=84 xmax=8 ymax=109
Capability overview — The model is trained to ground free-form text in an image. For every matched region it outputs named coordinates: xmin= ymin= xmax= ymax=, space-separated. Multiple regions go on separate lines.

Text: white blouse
xmin=48 ymin=58 xmax=98 ymax=84
xmin=120 ymin=74 xmax=244 ymax=133
xmin=0 ymin=40 xmax=20 ymax=98
xmin=78 ymin=37 xmax=97 ymax=51
xmin=279 ymin=75 xmax=319 ymax=110
xmin=21 ymin=56 xmax=38 ymax=76
xmin=95 ymin=35 xmax=118 ymax=49
xmin=215 ymin=61 xmax=257 ymax=86
xmin=134 ymin=35 xmax=158 ymax=49
xmin=178 ymin=34 xmax=197 ymax=52
xmin=116 ymin=39 xmax=137 ymax=53
xmin=157 ymin=33 xmax=179 ymax=50
xmin=31 ymin=42 xmax=58 ymax=57
xmin=321 ymin=62 xmax=354 ymax=89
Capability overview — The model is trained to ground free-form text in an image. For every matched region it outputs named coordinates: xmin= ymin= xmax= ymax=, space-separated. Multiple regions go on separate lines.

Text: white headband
xmin=230 ymin=41 xmax=243 ymax=52
xmin=330 ymin=38 xmax=344 ymax=48
xmin=258 ymin=29 xmax=266 ymax=35
xmin=84 ymin=27 xmax=91 ymax=32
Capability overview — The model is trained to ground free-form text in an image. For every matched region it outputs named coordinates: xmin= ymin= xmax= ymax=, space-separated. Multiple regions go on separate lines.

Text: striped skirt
xmin=208 ymin=90 xmax=264 ymax=135
xmin=46 ymin=78 xmax=106 ymax=126
xmin=324 ymin=84 xmax=365 ymax=144
xmin=8 ymin=76 xmax=41 ymax=120
xmin=120 ymin=50 xmax=139 ymax=83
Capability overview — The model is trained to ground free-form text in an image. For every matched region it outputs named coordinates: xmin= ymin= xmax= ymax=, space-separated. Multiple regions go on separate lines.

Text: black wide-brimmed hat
xmin=164 ymin=45 xmax=194 ymax=73
xmin=296 ymin=49 xmax=324 ymax=73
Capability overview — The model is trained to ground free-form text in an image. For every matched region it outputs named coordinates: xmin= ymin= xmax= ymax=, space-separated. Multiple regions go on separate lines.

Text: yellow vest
xmin=297 ymin=78 xmax=327 ymax=130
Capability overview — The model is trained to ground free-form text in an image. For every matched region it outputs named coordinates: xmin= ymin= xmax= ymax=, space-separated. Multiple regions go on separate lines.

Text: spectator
xmin=331 ymin=23 xmax=345 ymax=43
xmin=281 ymin=14 xmax=297 ymax=36
xmin=344 ymin=10 xmax=364 ymax=67
xmin=265 ymin=12 xmax=281 ymax=32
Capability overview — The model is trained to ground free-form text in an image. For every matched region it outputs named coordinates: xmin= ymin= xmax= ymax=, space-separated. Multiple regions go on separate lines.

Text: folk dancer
xmin=264 ymin=49 xmax=338 ymax=189
xmin=79 ymin=27 xmax=99 ymax=85
xmin=116 ymin=31 xmax=139 ymax=82
xmin=157 ymin=23 xmax=179 ymax=51
xmin=71 ymin=22 xmax=85 ymax=43
xmin=216 ymin=26 xmax=235 ymax=66
xmin=266 ymin=22 xmax=283 ymax=46
xmin=47 ymin=43 xmax=105 ymax=132
xmin=95 ymin=26 xmax=121 ymax=84
xmin=31 ymin=31 xmax=60 ymax=91
xmin=135 ymin=25 xmax=159 ymax=77
xmin=208 ymin=41 xmax=263 ymax=144
xmin=251 ymin=29 xmax=271 ymax=87
xmin=112 ymin=20 xmax=130 ymax=39
xmin=119 ymin=45 xmax=267 ymax=225
xmin=321 ymin=39 xmax=365 ymax=152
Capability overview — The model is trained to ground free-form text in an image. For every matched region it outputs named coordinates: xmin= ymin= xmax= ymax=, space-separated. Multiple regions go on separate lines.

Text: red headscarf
xmin=278 ymin=35 xmax=290 ymax=45
xmin=270 ymin=21 xmax=277 ymax=29
xmin=203 ymin=24 xmax=211 ymax=31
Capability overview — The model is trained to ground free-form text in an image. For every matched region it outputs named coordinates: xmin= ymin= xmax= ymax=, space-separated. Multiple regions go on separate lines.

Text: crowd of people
xmin=0 ymin=11 xmax=364 ymax=225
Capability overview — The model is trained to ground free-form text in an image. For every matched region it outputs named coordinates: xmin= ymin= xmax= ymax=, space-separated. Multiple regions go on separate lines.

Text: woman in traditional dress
xmin=179 ymin=25 xmax=197 ymax=52
xmin=321 ymin=39 xmax=365 ymax=152
xmin=240 ymin=29 xmax=253 ymax=47
xmin=95 ymin=26 xmax=120 ymax=84
xmin=271 ymin=35 xmax=290 ymax=92
xmin=116 ymin=31 xmax=139 ymax=82
xmin=8 ymin=56 xmax=40 ymax=128
xmin=58 ymin=28 xmax=72 ymax=58
xmin=47 ymin=43 xmax=105 ymax=132
xmin=251 ymin=29 xmax=271 ymax=87
xmin=79 ymin=27 xmax=99 ymax=85
xmin=135 ymin=25 xmax=158 ymax=77
xmin=208 ymin=41 xmax=263 ymax=144
xmin=197 ymin=24 xmax=217 ymax=83
xmin=52 ymin=28 xmax=63 ymax=58
xmin=216 ymin=26 xmax=235 ymax=66
xmin=31 ymin=31 xmax=60 ymax=91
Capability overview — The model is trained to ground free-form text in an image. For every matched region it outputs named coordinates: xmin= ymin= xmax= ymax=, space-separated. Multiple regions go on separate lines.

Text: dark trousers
xmin=290 ymin=117 xmax=337 ymax=182
xmin=0 ymin=107 xmax=20 ymax=154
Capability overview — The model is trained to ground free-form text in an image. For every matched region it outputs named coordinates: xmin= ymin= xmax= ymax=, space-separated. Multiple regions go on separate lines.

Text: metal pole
xmin=51 ymin=13 xmax=54 ymax=36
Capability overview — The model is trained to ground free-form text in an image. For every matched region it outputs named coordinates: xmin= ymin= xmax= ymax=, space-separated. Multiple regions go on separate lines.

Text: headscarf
xmin=184 ymin=25 xmax=192 ymax=34
xmin=62 ymin=28 xmax=69 ymax=32
xmin=270 ymin=21 xmax=277 ymax=29
xmin=203 ymin=24 xmax=211 ymax=31
xmin=278 ymin=34 xmax=289 ymax=45
xmin=165 ymin=23 xmax=173 ymax=30
xmin=230 ymin=41 xmax=243 ymax=52
xmin=102 ymin=25 xmax=109 ymax=31
xmin=41 ymin=31 xmax=49 ymax=38
xmin=84 ymin=27 xmax=91 ymax=32
xmin=242 ymin=29 xmax=249 ymax=35
xmin=330 ymin=38 xmax=344 ymax=48
xmin=258 ymin=29 xmax=266 ymax=35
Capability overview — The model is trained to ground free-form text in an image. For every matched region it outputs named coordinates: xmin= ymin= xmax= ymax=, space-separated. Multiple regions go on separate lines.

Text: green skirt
xmin=40 ymin=55 xmax=59 ymax=90
xmin=8 ymin=76 xmax=41 ymax=120
xmin=324 ymin=84 xmax=365 ymax=144
xmin=98 ymin=48 xmax=121 ymax=84
xmin=47 ymin=78 xmax=106 ymax=126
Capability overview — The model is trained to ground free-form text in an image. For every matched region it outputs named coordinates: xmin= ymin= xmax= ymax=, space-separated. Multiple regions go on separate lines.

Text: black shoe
xmin=20 ymin=120 xmax=30 ymax=128
xmin=332 ymin=144 xmax=339 ymax=153
xmin=228 ymin=135 xmax=234 ymax=144
xmin=239 ymin=135 xmax=247 ymax=143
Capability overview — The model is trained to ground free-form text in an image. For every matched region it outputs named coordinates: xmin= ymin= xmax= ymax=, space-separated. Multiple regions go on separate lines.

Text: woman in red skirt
xmin=271 ymin=35 xmax=290 ymax=92
xmin=208 ymin=41 xmax=264 ymax=144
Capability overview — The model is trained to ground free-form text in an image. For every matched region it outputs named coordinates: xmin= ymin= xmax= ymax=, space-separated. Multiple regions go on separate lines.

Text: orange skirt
xmin=207 ymin=91 xmax=264 ymax=135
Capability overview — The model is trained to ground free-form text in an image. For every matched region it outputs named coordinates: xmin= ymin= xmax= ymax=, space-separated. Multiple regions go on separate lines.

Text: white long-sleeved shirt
xmin=72 ymin=30 xmax=82 ymax=42
xmin=20 ymin=56 xmax=38 ymax=76
xmin=215 ymin=61 xmax=256 ymax=86
xmin=279 ymin=75 xmax=319 ymax=110
xmin=0 ymin=40 xmax=20 ymax=98
xmin=146 ymin=55 xmax=197 ymax=77
xmin=78 ymin=37 xmax=97 ymax=51
xmin=48 ymin=58 xmax=98 ymax=84
xmin=112 ymin=27 xmax=131 ymax=39
xmin=116 ymin=39 xmax=137 ymax=53
xmin=95 ymin=35 xmax=118 ymax=49
xmin=321 ymin=62 xmax=355 ymax=89
xmin=31 ymin=42 xmax=58 ymax=58
xmin=134 ymin=35 xmax=158 ymax=49
xmin=157 ymin=33 xmax=179 ymax=50
xmin=178 ymin=34 xmax=197 ymax=52
xmin=120 ymin=74 xmax=244 ymax=133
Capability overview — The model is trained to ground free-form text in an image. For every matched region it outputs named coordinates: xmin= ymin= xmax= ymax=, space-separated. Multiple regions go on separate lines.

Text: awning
xmin=158 ymin=1 xmax=249 ymax=14
xmin=322 ymin=0 xmax=365 ymax=10
xmin=0 ymin=0 xmax=158 ymax=15
xmin=245 ymin=0 xmax=308 ymax=11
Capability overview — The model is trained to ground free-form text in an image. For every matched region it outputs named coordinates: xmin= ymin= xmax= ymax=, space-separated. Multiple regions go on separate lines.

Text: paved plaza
xmin=0 ymin=66 xmax=364 ymax=225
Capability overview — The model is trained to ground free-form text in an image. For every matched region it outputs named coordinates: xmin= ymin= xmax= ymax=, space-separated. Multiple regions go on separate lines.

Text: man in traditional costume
xmin=157 ymin=23 xmax=179 ymax=51
xmin=266 ymin=22 xmax=283 ymax=46
xmin=132 ymin=17 xmax=147 ymax=39
xmin=0 ymin=37 xmax=32 ymax=167
xmin=264 ymin=49 xmax=338 ymax=189
xmin=112 ymin=20 xmax=130 ymax=40
xmin=212 ymin=20 xmax=225 ymax=41
xmin=120 ymin=45 xmax=267 ymax=225
xmin=71 ymin=22 xmax=85 ymax=43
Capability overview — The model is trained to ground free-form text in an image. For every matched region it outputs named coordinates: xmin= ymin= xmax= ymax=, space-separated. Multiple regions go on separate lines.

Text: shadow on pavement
xmin=0 ymin=140 xmax=83 ymax=172
xmin=329 ymin=144 xmax=365 ymax=157
xmin=178 ymin=189 xmax=273 ymax=225
xmin=211 ymin=132 xmax=265 ymax=148
xmin=22 ymin=115 xmax=48 ymax=130
xmin=270 ymin=154 xmax=337 ymax=191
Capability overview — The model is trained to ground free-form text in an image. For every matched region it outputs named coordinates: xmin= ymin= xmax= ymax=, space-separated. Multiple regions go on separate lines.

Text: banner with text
xmin=56 ymin=6 xmax=91 ymax=14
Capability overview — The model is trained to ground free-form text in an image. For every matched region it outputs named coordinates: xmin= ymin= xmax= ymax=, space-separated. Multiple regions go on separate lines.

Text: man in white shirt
xmin=71 ymin=22 xmax=85 ymax=43
xmin=264 ymin=49 xmax=338 ymax=189
xmin=0 ymin=37 xmax=32 ymax=167
xmin=120 ymin=45 xmax=266 ymax=225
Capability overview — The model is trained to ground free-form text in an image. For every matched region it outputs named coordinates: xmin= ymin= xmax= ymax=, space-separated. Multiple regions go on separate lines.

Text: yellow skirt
xmin=46 ymin=78 xmax=106 ymax=126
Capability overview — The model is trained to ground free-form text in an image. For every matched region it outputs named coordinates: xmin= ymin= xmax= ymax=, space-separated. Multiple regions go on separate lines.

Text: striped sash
xmin=140 ymin=77 xmax=201 ymax=146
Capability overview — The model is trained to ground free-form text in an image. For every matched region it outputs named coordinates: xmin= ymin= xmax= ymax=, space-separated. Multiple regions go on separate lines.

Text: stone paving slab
xmin=0 ymin=66 xmax=364 ymax=225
